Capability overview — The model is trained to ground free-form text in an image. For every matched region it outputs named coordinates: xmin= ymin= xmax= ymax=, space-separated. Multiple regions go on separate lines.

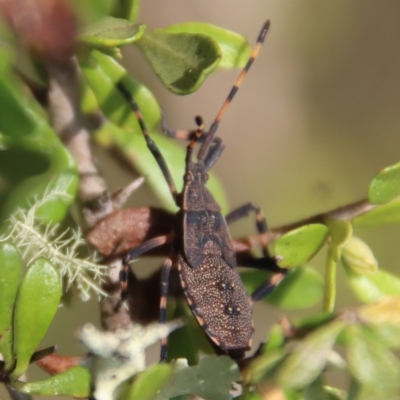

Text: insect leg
xmin=115 ymin=234 xmax=172 ymax=311
xmin=203 ymin=138 xmax=225 ymax=171
xmin=225 ymin=202 xmax=270 ymax=258
xmin=159 ymin=257 xmax=173 ymax=361
xmin=250 ymin=270 xmax=289 ymax=303
xmin=118 ymin=83 xmax=179 ymax=202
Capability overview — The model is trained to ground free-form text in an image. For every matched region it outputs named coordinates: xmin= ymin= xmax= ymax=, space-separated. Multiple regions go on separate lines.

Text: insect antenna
xmin=186 ymin=115 xmax=204 ymax=164
xmin=197 ymin=20 xmax=270 ymax=162
xmin=118 ymin=83 xmax=178 ymax=201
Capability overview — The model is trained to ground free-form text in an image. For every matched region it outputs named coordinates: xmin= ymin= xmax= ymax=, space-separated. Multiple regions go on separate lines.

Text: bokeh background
xmin=9 ymin=0 xmax=400 ymax=396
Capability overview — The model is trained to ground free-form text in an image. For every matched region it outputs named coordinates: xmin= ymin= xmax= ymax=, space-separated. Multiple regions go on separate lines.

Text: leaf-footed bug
xmin=117 ymin=20 xmax=288 ymax=360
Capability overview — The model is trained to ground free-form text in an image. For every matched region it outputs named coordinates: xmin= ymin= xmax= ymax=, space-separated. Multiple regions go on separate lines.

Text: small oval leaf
xmin=160 ymin=22 xmax=252 ymax=68
xmin=0 ymin=243 xmax=22 ymax=371
xmin=127 ymin=364 xmax=172 ymax=400
xmin=11 ymin=258 xmax=61 ymax=379
xmin=345 ymin=324 xmax=400 ymax=396
xmin=15 ymin=366 xmax=90 ymax=398
xmin=79 ymin=17 xmax=146 ymax=47
xmin=136 ymin=29 xmax=221 ymax=94
xmin=277 ymin=319 xmax=345 ymax=390
xmin=342 ymin=236 xmax=378 ymax=275
xmin=154 ymin=356 xmax=239 ymax=400
xmin=368 ymin=162 xmax=400 ymax=205
xmin=274 ymin=224 xmax=328 ymax=268
xmin=343 ymin=266 xmax=400 ymax=303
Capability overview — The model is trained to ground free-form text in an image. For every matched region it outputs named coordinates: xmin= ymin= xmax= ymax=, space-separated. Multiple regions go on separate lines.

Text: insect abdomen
xmin=178 ymin=241 xmax=253 ymax=352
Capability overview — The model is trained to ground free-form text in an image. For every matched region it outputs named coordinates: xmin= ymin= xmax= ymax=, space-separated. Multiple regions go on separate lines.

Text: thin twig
xmin=238 ymin=198 xmax=375 ymax=247
xmin=46 ymin=58 xmax=132 ymax=331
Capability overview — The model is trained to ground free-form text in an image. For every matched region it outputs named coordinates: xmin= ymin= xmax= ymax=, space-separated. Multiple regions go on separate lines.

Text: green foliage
xmin=2 ymin=1 xmax=400 ymax=399
xmin=154 ymin=356 xmax=240 ymax=400
xmin=368 ymin=162 xmax=400 ymax=205
xmin=0 ymin=243 xmax=61 ymax=380
xmin=15 ymin=366 xmax=91 ymax=398
xmin=274 ymin=224 xmax=328 ymax=268
xmin=0 ymin=243 xmax=21 ymax=371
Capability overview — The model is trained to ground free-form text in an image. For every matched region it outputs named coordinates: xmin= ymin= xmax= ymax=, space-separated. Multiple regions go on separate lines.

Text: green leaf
xmin=10 ymin=258 xmax=61 ymax=379
xmin=15 ymin=366 xmax=90 ymax=397
xmin=241 ymin=267 xmax=324 ymax=309
xmin=342 ymin=236 xmax=377 ymax=275
xmin=353 ymin=198 xmax=400 ymax=227
xmin=127 ymin=363 xmax=172 ymax=400
xmin=358 ymin=297 xmax=400 ymax=331
xmin=73 ymin=0 xmax=116 ymax=24
xmin=248 ymin=349 xmax=287 ymax=384
xmin=303 ymin=376 xmax=330 ymax=400
xmin=79 ymin=17 xmax=145 ymax=47
xmin=0 ymin=70 xmax=78 ymax=224
xmin=160 ymin=22 xmax=252 ymax=68
xmin=0 ymin=243 xmax=21 ymax=371
xmin=94 ymin=120 xmax=229 ymax=213
xmin=274 ymin=224 xmax=328 ymax=268
xmin=345 ymin=324 xmax=400 ymax=396
xmin=154 ymin=356 xmax=239 ymax=400
xmin=277 ymin=319 xmax=345 ymax=390
xmin=136 ymin=29 xmax=221 ymax=94
xmin=368 ymin=162 xmax=400 ymax=205
xmin=343 ymin=266 xmax=400 ymax=303
xmin=263 ymin=324 xmax=285 ymax=352
xmin=79 ymin=49 xmax=161 ymax=130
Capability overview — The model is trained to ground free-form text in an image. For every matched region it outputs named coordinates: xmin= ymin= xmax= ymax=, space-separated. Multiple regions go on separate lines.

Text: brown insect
xmin=117 ymin=20 xmax=287 ymax=360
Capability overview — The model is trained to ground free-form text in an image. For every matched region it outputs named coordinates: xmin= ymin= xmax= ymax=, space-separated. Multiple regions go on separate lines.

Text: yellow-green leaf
xmin=342 ymin=236 xmax=378 ymax=275
xmin=79 ymin=17 xmax=145 ymax=47
xmin=0 ymin=243 xmax=21 ymax=371
xmin=274 ymin=224 xmax=328 ymax=268
xmin=136 ymin=29 xmax=221 ymax=94
xmin=15 ymin=366 xmax=90 ymax=398
xmin=368 ymin=162 xmax=400 ymax=205
xmin=10 ymin=258 xmax=61 ymax=379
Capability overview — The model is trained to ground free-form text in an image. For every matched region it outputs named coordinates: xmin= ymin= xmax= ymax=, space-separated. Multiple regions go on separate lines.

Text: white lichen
xmin=0 ymin=186 xmax=109 ymax=301
xmin=77 ymin=321 xmax=183 ymax=400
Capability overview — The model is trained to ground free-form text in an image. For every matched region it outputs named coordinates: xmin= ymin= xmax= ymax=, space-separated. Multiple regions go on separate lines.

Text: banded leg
xmin=118 ymin=83 xmax=178 ymax=202
xmin=159 ymin=257 xmax=173 ymax=361
xmin=225 ymin=202 xmax=270 ymax=258
xmin=250 ymin=270 xmax=289 ymax=303
xmin=116 ymin=234 xmax=172 ymax=311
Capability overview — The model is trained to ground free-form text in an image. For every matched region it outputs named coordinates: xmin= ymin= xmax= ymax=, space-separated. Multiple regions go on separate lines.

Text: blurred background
xmin=10 ymin=0 xmax=400 ymax=394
